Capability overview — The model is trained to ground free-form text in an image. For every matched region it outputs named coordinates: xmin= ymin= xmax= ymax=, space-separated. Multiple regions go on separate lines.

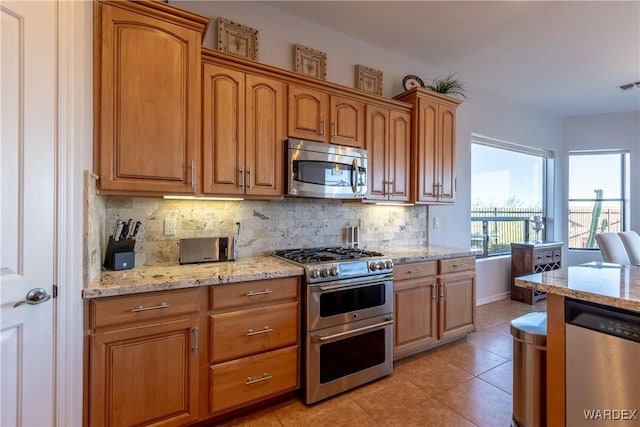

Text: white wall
xmin=562 ymin=112 xmax=640 ymax=266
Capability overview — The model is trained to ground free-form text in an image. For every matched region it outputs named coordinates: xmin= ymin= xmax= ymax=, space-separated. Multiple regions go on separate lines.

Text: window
xmin=568 ymin=151 xmax=629 ymax=249
xmin=471 ymin=134 xmax=552 ymax=257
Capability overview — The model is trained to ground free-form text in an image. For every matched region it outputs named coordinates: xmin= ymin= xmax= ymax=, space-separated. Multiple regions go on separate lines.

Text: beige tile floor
xmin=217 ymin=298 xmax=547 ymax=427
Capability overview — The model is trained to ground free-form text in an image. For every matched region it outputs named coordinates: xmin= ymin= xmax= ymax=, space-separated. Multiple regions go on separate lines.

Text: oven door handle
xmin=316 ymin=276 xmax=392 ymax=292
xmin=312 ymin=319 xmax=393 ymax=342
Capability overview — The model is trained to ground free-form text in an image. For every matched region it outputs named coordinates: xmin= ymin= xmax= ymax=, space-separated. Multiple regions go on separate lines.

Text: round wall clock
xmin=402 ymin=75 xmax=425 ymax=90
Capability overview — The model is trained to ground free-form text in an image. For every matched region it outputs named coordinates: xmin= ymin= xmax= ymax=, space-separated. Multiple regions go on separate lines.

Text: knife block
xmin=103 ymin=236 xmax=136 ymax=270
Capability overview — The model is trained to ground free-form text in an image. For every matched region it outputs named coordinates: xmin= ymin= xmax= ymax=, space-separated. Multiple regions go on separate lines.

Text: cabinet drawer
xmin=534 ymin=250 xmax=555 ymax=265
xmin=210 ymin=277 xmax=299 ymax=311
xmin=89 ymin=288 xmax=201 ymax=329
xmin=210 ymin=345 xmax=298 ymax=414
xmin=438 ymin=257 xmax=475 ymax=275
xmin=393 ymin=261 xmax=437 ymax=281
xmin=210 ymin=301 xmax=298 ymax=363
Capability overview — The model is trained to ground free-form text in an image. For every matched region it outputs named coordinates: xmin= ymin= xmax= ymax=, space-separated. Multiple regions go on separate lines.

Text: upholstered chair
xmin=618 ymin=231 xmax=640 ymax=265
xmin=594 ymin=232 xmax=631 ymax=265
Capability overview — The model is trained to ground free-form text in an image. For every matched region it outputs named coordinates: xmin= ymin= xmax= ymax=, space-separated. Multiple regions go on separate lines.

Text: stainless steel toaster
xmin=179 ymin=237 xmax=235 ymax=264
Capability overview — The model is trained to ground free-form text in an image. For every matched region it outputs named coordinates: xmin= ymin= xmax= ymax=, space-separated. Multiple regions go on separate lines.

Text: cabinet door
xmin=89 ymin=318 xmax=201 ymax=427
xmin=365 ymin=105 xmax=389 ymax=200
xmin=439 ymin=274 xmax=476 ymax=340
xmin=416 ymin=98 xmax=439 ymax=202
xmin=287 ymin=85 xmax=329 ymax=141
xmin=330 ymin=95 xmax=365 ymax=148
xmin=245 ymin=74 xmax=286 ymax=196
xmin=437 ymin=104 xmax=457 ymax=202
xmin=388 ymin=110 xmax=411 ymax=201
xmin=97 ymin=4 xmax=200 ymax=194
xmin=202 ymin=64 xmax=245 ymax=195
xmin=394 ymin=279 xmax=438 ymax=359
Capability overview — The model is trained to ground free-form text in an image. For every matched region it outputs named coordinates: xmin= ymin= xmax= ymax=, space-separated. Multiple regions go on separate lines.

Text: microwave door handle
xmin=351 ymin=159 xmax=358 ymax=194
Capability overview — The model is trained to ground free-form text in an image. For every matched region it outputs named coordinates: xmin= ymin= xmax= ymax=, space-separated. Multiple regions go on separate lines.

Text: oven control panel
xmin=306 ymin=258 xmax=393 ymax=283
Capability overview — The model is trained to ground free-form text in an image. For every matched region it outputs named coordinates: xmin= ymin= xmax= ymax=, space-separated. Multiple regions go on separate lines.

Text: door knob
xmin=13 ymin=288 xmax=52 ymax=308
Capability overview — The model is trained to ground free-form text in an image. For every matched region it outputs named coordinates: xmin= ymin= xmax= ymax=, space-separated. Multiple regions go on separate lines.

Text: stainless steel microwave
xmin=286 ymin=138 xmax=368 ymax=199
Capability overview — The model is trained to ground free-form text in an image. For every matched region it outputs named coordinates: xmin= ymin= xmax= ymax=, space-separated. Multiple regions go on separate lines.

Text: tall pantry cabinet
xmin=93 ymin=0 xmax=208 ymax=194
xmin=394 ymin=88 xmax=462 ymax=203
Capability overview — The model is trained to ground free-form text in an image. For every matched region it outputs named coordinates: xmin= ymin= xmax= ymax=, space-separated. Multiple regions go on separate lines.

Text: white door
xmin=1 ymin=1 xmax=56 ymax=426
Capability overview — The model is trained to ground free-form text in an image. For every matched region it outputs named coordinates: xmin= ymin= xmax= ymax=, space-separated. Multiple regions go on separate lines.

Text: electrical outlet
xmin=164 ymin=219 xmax=176 ymax=236
xmin=359 ymin=218 xmax=366 ymax=229
xmin=234 ymin=219 xmax=242 ymax=233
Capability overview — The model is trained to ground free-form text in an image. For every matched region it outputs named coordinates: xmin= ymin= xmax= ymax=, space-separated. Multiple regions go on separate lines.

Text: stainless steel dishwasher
xmin=565 ymin=298 xmax=640 ymax=427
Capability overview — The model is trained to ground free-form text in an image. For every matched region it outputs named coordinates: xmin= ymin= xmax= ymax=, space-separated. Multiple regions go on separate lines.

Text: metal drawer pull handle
xmin=407 ymin=268 xmax=424 ymax=274
xmin=245 ymin=373 xmax=272 ymax=385
xmin=313 ymin=319 xmax=393 ymax=342
xmin=452 ymin=263 xmax=468 ymax=268
xmin=131 ymin=302 xmax=169 ymax=312
xmin=246 ymin=326 xmax=274 ymax=336
xmin=245 ymin=289 xmax=272 ymax=296
xmin=192 ymin=327 xmax=199 ymax=354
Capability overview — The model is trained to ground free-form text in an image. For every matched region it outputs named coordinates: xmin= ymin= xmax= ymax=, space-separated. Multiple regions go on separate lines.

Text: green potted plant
xmin=426 ymin=72 xmax=468 ymax=99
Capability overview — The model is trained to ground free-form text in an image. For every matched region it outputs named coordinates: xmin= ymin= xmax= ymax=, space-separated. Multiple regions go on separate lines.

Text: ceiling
xmin=265 ymin=1 xmax=640 ymax=117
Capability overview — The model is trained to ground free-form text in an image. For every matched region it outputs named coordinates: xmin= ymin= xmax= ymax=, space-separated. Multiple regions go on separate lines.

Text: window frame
xmin=470 ymin=134 xmax=553 ymax=258
xmin=567 ymin=150 xmax=629 ymax=250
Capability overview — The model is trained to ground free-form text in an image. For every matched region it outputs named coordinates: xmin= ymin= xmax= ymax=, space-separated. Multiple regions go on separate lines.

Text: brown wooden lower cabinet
xmin=208 ymin=277 xmax=300 ymax=416
xmin=393 ymin=257 xmax=476 ymax=360
xmin=86 ymin=288 xmax=204 ymax=427
xmin=85 ymin=277 xmax=301 ymax=426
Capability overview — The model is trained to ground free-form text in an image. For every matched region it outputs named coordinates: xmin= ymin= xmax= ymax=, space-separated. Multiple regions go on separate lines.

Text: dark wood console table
xmin=510 ymin=241 xmax=563 ymax=304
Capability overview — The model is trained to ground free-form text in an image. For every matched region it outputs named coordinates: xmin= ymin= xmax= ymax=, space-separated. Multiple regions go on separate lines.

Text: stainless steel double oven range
xmin=274 ymin=247 xmax=394 ymax=404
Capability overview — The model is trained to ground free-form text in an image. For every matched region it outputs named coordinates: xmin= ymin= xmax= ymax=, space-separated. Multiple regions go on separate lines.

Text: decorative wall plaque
xmin=217 ymin=17 xmax=258 ymax=60
xmin=293 ymin=44 xmax=327 ymax=80
xmin=356 ymin=65 xmax=383 ymax=96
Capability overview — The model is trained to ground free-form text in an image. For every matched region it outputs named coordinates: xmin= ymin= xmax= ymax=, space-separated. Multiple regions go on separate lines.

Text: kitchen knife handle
xmin=113 ymin=221 xmax=124 ymax=241
xmin=189 ymin=160 xmax=196 ymax=188
xmin=131 ymin=221 xmax=141 ymax=239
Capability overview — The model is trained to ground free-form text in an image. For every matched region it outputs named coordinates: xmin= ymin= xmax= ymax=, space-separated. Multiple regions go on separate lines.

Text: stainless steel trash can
xmin=510 ymin=312 xmax=547 ymax=427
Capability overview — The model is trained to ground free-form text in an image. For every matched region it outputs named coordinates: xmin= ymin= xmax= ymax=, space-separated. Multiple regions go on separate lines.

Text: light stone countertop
xmin=515 ymin=262 xmax=640 ymax=312
xmin=380 ymin=245 xmax=477 ymax=264
xmin=83 ymin=256 xmax=303 ymax=299
xmin=84 ymin=245 xmax=476 ymax=299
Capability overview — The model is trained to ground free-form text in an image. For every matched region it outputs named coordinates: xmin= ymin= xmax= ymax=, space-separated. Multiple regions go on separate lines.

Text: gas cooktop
xmin=273 ymin=247 xmax=393 ymax=284
xmin=274 ymin=247 xmax=384 ymax=264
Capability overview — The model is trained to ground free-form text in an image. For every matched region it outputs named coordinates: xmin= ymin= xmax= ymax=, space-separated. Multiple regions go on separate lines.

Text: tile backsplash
xmin=101 ymin=197 xmax=428 ymax=267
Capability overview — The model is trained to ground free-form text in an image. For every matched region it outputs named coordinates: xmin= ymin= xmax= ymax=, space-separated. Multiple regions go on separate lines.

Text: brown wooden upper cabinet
xmin=202 ymin=63 xmax=286 ymax=197
xmin=94 ymin=1 xmax=209 ymax=194
xmin=365 ymin=105 xmax=411 ymax=202
xmin=394 ymin=88 xmax=461 ymax=204
xmin=288 ymin=84 xmax=365 ymax=148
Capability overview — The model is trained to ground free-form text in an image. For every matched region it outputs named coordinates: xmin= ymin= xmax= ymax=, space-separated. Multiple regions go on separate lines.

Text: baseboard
xmin=476 ymin=291 xmax=510 ymax=306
